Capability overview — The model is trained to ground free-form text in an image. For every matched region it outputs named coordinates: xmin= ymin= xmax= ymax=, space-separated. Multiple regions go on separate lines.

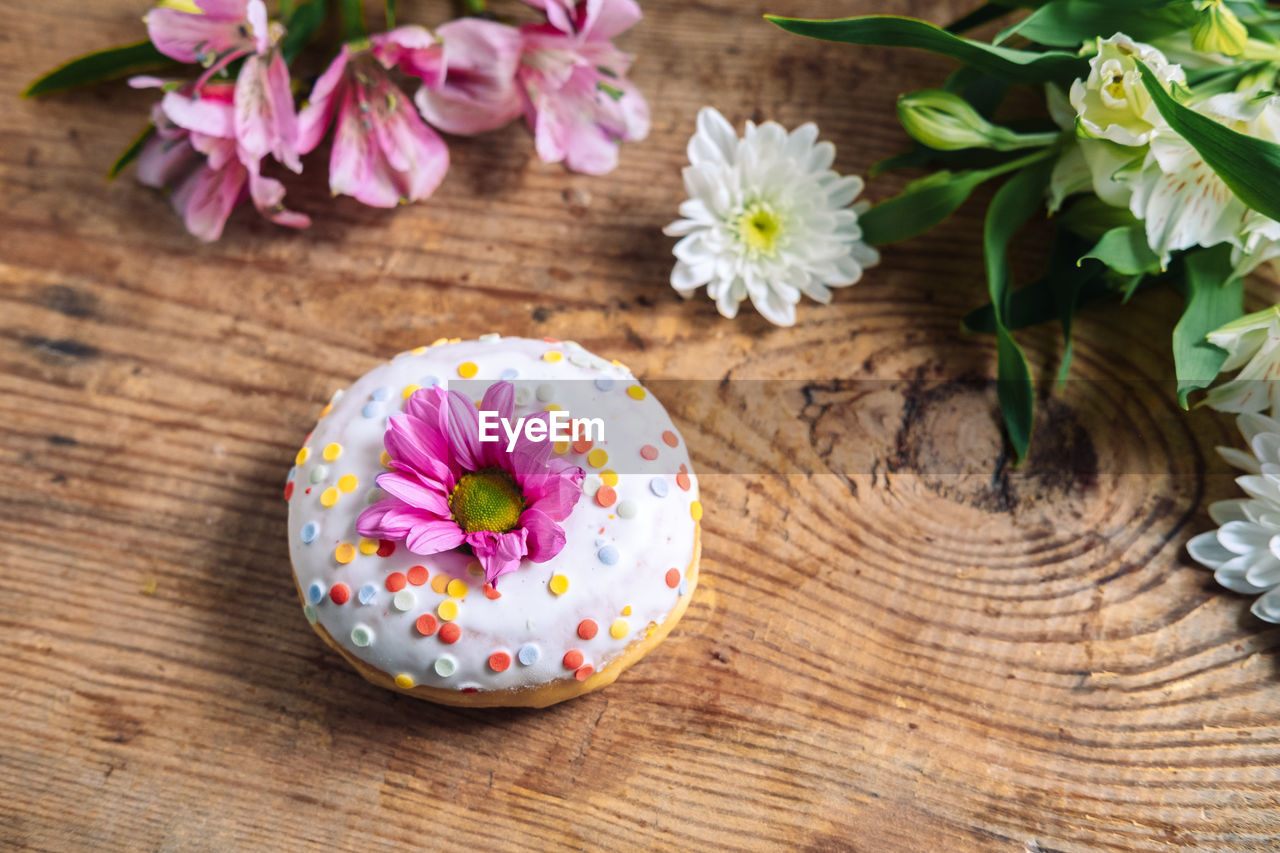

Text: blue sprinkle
xmin=421 ymin=375 xmax=440 ymax=388
xmin=598 ymin=545 xmax=619 ymax=565
xmin=517 ymin=644 xmax=540 ymax=666
xmin=300 ymin=522 xmax=319 ymax=544
xmin=307 ymin=581 xmax=325 ymax=604
xmin=594 ymin=377 xmax=615 ymax=391
xmin=371 ymin=386 xmax=391 ymax=401
xmin=649 ymin=477 xmax=669 ymax=498
xmin=361 ymin=401 xmax=380 ymax=419
xmin=499 ymin=368 xmax=519 ymax=381
xmin=287 ymin=465 xmax=298 ymax=483
xmin=358 ymin=584 xmax=378 ymax=605
xmin=678 ymin=579 xmax=689 ymax=596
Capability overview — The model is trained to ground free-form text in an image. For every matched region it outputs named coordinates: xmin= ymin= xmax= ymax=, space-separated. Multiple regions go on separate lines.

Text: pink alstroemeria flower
xmin=357 ymin=382 xmax=585 ymax=585
xmin=132 ymin=77 xmax=309 ymax=241
xmin=298 ymin=27 xmax=450 ymax=208
xmin=413 ymin=18 xmax=524 ymax=135
xmin=146 ymin=0 xmax=302 ymax=173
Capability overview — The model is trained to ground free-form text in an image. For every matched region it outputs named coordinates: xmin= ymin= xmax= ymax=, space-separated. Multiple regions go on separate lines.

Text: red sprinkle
xmin=483 ymin=583 xmax=501 ymax=600
xmin=416 ymin=614 xmax=438 ymax=636
xmin=542 ymin=336 xmax=560 ymax=343
xmin=577 ymin=619 xmax=598 ymax=640
xmin=563 ymin=649 xmax=584 ymax=669
xmin=574 ymin=665 xmax=594 ymax=681
xmin=406 ymin=565 xmax=428 ymax=586
xmin=665 ymin=568 xmax=680 ymax=589
xmin=662 ymin=430 xmax=679 ymax=448
xmin=304 ymin=487 xmax=312 ymax=494
xmin=329 ymin=583 xmax=351 ymax=605
xmin=386 ymin=572 xmax=407 ymax=592
xmin=439 ymin=622 xmax=461 ymax=644
xmin=572 ymin=438 xmax=593 ymax=455
xmin=377 ymin=539 xmax=396 ymax=558
xmin=489 ymin=652 xmax=511 ymax=672
xmin=283 ymin=482 xmax=294 ymax=500
xmin=461 ymin=687 xmax=478 ymax=694
xmin=640 ymin=445 xmax=659 ymax=461
xmin=675 ymin=471 xmax=691 ymax=491
xmin=595 ymin=486 xmax=616 ymax=508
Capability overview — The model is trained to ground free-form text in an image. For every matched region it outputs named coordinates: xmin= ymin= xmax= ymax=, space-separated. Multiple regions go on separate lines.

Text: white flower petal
xmin=1217 ymin=446 xmax=1262 ymax=475
xmin=1218 ymin=520 xmax=1273 ymax=555
xmin=1251 ymin=586 xmax=1280 ymax=621
xmin=1208 ymin=499 xmax=1251 ymax=525
xmin=1188 ymin=531 xmax=1235 ymax=568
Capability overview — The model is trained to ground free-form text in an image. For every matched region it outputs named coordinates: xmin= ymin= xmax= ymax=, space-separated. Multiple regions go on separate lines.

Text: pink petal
xmin=519 ymin=508 xmax=566 ymax=562
xmin=467 ymin=529 xmax=528 ymax=583
xmin=356 ymin=499 xmax=419 ymax=537
xmin=523 ymin=0 xmax=576 ymax=33
xmin=444 ymin=390 xmax=483 ymax=471
xmin=171 ymin=158 xmax=248 ymax=242
xmin=413 ymin=18 xmax=524 ymax=135
xmin=375 ymin=471 xmax=451 ymax=515
xmin=581 ymin=0 xmax=642 ymax=40
xmin=523 ymin=468 xmax=583 ymax=520
xmin=145 ymin=6 xmax=243 ymax=63
xmin=329 ymin=87 xmax=400 ymax=207
xmin=477 ymin=381 xmax=515 ymax=466
xmin=234 ymin=53 xmax=301 ymax=173
xmin=197 ymin=0 xmax=251 ymax=17
xmin=162 ymin=89 xmax=236 ymax=139
xmin=245 ymin=0 xmax=269 ymax=54
xmin=508 ymin=411 xmax=554 ymax=476
xmin=247 ymin=170 xmax=310 ymax=229
xmin=405 ymin=518 xmax=466 ymax=554
xmin=136 ymin=133 xmax=200 ymax=188
xmin=369 ymin=88 xmax=450 ymax=202
xmin=372 ymin=25 xmax=445 ymax=87
xmin=404 ymin=384 xmax=448 ymax=424
xmin=297 ymin=49 xmax=350 ymax=154
xmin=385 ymin=412 xmax=451 ymax=477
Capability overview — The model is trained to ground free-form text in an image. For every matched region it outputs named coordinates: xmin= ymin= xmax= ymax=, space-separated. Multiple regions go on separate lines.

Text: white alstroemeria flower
xmin=1202 ymin=307 xmax=1280 ymax=415
xmin=1070 ymin=34 xmax=1185 ymax=147
xmin=1187 ymin=412 xmax=1280 ymax=621
xmin=663 ymin=107 xmax=879 ymax=326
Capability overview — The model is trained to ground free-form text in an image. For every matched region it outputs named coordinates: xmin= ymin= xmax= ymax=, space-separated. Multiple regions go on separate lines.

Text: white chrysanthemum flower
xmin=663 ymin=107 xmax=879 ymax=326
xmin=1187 ymin=412 xmax=1280 ymax=621
xmin=1202 ymin=306 xmax=1280 ymax=415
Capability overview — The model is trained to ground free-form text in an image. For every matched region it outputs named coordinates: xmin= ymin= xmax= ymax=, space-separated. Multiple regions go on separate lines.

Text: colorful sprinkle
xmin=358 ymin=537 xmax=379 ymax=556
xmin=650 ymin=477 xmax=669 ymax=497
xmin=553 ymin=440 xmax=570 ymax=454
xmin=676 ymin=471 xmax=691 ymax=491
xmin=361 ymin=401 xmax=380 ymax=419
xmin=587 ymin=448 xmax=608 ymax=468
xmin=583 ymin=475 xmax=601 ymax=498
xmin=594 ymin=378 xmax=614 ymax=391
xmin=330 ymin=583 xmax=351 ymax=605
xmin=300 ymin=522 xmax=319 ymax=544
xmin=595 ymin=486 xmax=616 ymax=508
xmin=627 ymin=385 xmax=646 ymax=401
xmin=536 ymin=383 xmax=555 ymax=402
xmin=518 ymin=644 xmax=540 ymax=666
xmin=616 ymin=500 xmax=637 ymax=519
xmin=377 ymin=539 xmax=396 ymax=558
xmin=434 ymin=655 xmax=457 ymax=676
xmin=549 ymin=574 xmax=569 ymax=596
xmin=542 ymin=351 xmax=563 ymax=363
xmin=380 ymin=451 xmax=392 ymax=468
xmin=322 ymin=443 xmax=343 ymax=462
xmin=430 ymin=574 xmax=449 ymax=594
xmin=420 ymin=375 xmax=440 ymax=388
xmin=500 ymin=368 xmax=518 ymax=380
xmin=662 ymin=430 xmax=679 ymax=447
xmin=407 ymin=565 xmax=428 ymax=586
xmin=665 ymin=569 xmax=680 ymax=588
xmin=351 ymin=625 xmax=372 ymax=647
xmin=371 ymin=386 xmax=392 ymax=401
xmin=489 ymin=651 xmax=512 ymax=672
xmin=386 ymin=572 xmax=407 ymax=592
xmin=334 ymin=542 xmax=356 ymax=564
xmin=622 ymin=605 xmax=632 ymax=616
xmin=466 ymin=560 xmax=484 ymax=578
xmin=640 ymin=444 xmax=659 ymax=461
xmin=358 ymin=584 xmax=377 ymax=605
xmin=679 ymin=578 xmax=689 ymax=595
xmin=394 ymin=673 xmax=415 ymax=689
xmin=439 ymin=622 xmax=461 ymax=644
xmin=563 ymin=649 xmax=584 ymax=669
xmin=307 ymin=581 xmax=325 ymax=604
xmin=598 ymin=545 xmax=619 ymax=565
xmin=402 ymin=384 xmax=421 ymax=399
xmin=483 ymin=583 xmax=501 ymax=600
xmin=480 ymin=333 xmax=500 ymax=342
xmin=438 ymin=600 xmax=459 ymax=621
xmin=309 ymin=466 xmax=328 ymax=484
xmin=457 ymin=362 xmax=478 ymax=378
xmin=416 ymin=613 xmax=438 ymax=636
xmin=393 ymin=590 xmax=416 ymax=612
xmin=338 ymin=474 xmax=358 ymax=493
xmin=283 ymin=481 xmax=295 ymax=500
xmin=303 ymin=604 xmax=317 ymax=623
xmin=572 ymin=438 xmax=593 ymax=455
xmin=295 ymin=447 xmax=310 ymax=465
xmin=575 ymin=665 xmax=594 ymax=681
xmin=321 ymin=487 xmax=339 ymax=508
xmin=690 ymin=501 xmax=703 ymax=521
xmin=610 ymin=619 xmax=629 ymax=639
xmin=446 ymin=579 xmax=469 ymax=599
xmin=578 ymin=619 xmax=598 ymax=640
xmin=600 ymin=469 xmax=618 ymax=487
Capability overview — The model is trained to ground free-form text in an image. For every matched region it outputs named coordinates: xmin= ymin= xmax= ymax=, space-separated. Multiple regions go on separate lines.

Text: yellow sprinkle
xmin=690 ymin=500 xmax=703 ymax=521
xmin=645 ymin=621 xmax=658 ymax=638
xmin=600 ymin=469 xmax=618 ymax=487
xmin=318 ymin=403 xmax=332 ymax=418
xmin=446 ymin=579 xmax=469 ymax=599
xmin=431 ymin=337 xmax=448 ymax=347
xmin=320 ymin=487 xmax=339 ymax=508
xmin=438 ymin=599 xmax=459 ymax=621
xmin=322 ymin=442 xmax=343 ymax=462
xmin=622 ymin=605 xmax=631 ymax=616
xmin=549 ymin=574 xmax=569 ymax=596
xmin=335 ymin=542 xmax=356 ymax=564
xmin=411 ymin=346 xmax=428 ymax=355
xmin=626 ymin=385 xmax=646 ymax=401
xmin=394 ymin=673 xmax=415 ymax=689
xmin=543 ymin=350 xmax=563 ymax=362
xmin=380 ymin=451 xmax=392 ymax=468
xmin=448 ymin=337 xmax=461 ymax=344
xmin=466 ymin=560 xmax=485 ymax=578
xmin=430 ymin=574 xmax=449 ymax=594
xmin=402 ymin=384 xmax=421 ymax=399
xmin=610 ymin=619 xmax=629 ymax=639
xmin=553 ymin=440 xmax=570 ymax=455
xmin=544 ymin=404 xmax=563 ymax=412
xmin=140 ymin=578 xmax=157 ymax=596
xmin=587 ymin=448 xmax=608 ymax=468
xmin=295 ymin=446 xmax=310 ymax=465
xmin=338 ymin=474 xmax=358 ymax=493
xmin=358 ymin=537 xmax=379 ymax=556
xmin=457 ymin=361 xmax=478 ymax=379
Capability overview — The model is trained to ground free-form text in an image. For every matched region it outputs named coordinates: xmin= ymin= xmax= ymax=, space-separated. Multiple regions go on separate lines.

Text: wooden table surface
xmin=5 ymin=1 xmax=1280 ymax=850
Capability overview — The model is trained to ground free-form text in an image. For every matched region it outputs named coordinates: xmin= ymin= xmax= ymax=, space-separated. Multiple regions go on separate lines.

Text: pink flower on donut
xmin=357 ymin=381 xmax=584 ymax=584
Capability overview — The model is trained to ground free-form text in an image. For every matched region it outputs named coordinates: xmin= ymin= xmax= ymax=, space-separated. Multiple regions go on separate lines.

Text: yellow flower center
xmin=449 ymin=467 xmax=525 ymax=534
xmin=735 ymin=202 xmax=784 ymax=256
xmin=1104 ymin=73 xmax=1126 ymax=101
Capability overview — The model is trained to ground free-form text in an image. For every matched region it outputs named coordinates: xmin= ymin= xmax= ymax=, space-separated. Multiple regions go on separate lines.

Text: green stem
xmin=460 ymin=0 xmax=488 ymax=15
xmin=278 ymin=0 xmax=294 ymax=18
xmin=338 ymin=0 xmax=367 ymax=42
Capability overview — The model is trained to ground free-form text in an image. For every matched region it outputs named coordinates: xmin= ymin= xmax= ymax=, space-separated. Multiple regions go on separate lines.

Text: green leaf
xmin=1173 ymin=245 xmax=1243 ymax=408
xmin=764 ymin=15 xmax=1088 ymax=82
xmin=386 ymin=0 xmax=397 ymax=28
xmin=107 ymin=124 xmax=156 ymax=180
xmin=944 ymin=3 xmax=1016 ymax=34
xmin=1054 ymin=195 xmax=1141 ymax=242
xmin=1079 ymin=224 xmax=1161 ymax=277
xmin=983 ymin=158 xmax=1056 ymax=464
xmin=339 ymin=0 xmax=368 ymax=42
xmin=282 ymin=0 xmax=328 ymax=64
xmin=24 ymin=41 xmax=171 ymax=97
xmin=1137 ymin=58 xmax=1280 ymax=223
xmin=996 ymin=0 xmax=1193 ymax=47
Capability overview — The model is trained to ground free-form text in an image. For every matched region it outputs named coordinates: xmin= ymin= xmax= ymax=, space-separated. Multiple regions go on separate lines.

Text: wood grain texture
xmin=3 ymin=1 xmax=1280 ymax=850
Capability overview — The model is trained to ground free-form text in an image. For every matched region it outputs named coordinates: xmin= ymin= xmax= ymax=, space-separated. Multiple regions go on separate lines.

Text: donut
xmin=285 ymin=336 xmax=702 ymax=707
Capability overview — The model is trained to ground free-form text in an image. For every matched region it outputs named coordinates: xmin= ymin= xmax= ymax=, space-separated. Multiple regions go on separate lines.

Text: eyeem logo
xmin=478 ymin=410 xmax=605 ymax=452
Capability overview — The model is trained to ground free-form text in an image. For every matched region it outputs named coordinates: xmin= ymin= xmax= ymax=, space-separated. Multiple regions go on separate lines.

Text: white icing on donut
xmin=286 ymin=336 xmax=700 ymax=694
